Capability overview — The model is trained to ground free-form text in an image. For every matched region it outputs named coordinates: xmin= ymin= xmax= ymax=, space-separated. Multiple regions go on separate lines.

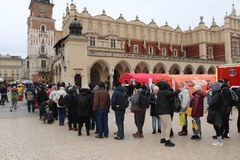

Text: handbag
xmin=207 ymin=110 xmax=216 ymax=124
xmin=179 ymin=112 xmax=186 ymax=126
xmin=192 ymin=119 xmax=199 ymax=134
xmin=186 ymin=106 xmax=192 ymax=117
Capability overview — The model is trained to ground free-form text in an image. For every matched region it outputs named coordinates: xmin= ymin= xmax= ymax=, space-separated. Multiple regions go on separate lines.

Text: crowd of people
xmin=0 ymin=79 xmax=240 ymax=147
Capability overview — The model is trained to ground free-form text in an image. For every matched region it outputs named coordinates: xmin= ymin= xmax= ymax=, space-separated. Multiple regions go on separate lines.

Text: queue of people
xmin=1 ymin=79 xmax=240 ymax=148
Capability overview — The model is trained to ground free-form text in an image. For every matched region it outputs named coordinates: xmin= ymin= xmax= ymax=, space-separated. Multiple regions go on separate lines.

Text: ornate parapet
xmin=88 ymin=51 xmax=225 ymax=64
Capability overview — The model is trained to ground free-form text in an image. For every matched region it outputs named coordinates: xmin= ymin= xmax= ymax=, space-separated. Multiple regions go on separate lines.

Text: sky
xmin=0 ymin=0 xmax=239 ymax=58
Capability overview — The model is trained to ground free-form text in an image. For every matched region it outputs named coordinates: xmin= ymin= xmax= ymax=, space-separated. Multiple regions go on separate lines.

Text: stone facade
xmin=28 ymin=1 xmax=240 ymax=87
xmin=0 ymin=55 xmax=23 ymax=81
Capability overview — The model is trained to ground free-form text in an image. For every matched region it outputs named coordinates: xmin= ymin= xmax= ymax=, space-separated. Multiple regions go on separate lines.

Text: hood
xmin=211 ymin=82 xmax=221 ymax=92
xmin=116 ymin=85 xmax=124 ymax=93
xmin=68 ymin=89 xmax=76 ymax=94
xmin=157 ymin=81 xmax=169 ymax=90
xmin=80 ymin=88 xmax=91 ymax=95
xmin=193 ymin=90 xmax=205 ymax=98
xmin=57 ymin=89 xmax=66 ymax=95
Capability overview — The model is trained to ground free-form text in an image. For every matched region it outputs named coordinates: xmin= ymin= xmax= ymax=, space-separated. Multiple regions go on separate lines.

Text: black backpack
xmin=173 ymin=96 xmax=181 ymax=113
xmin=138 ymin=90 xmax=150 ymax=109
xmin=58 ymin=95 xmax=65 ymax=107
xmin=118 ymin=91 xmax=129 ymax=109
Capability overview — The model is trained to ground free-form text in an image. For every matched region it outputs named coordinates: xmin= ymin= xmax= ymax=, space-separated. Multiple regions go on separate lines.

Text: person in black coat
xmin=208 ymin=82 xmax=224 ymax=146
xmin=235 ymin=87 xmax=240 ymax=133
xmin=156 ymin=81 xmax=179 ymax=147
xmin=37 ymin=86 xmax=49 ymax=119
xmin=65 ymin=88 xmax=78 ymax=131
xmin=77 ymin=87 xmax=93 ymax=136
xmin=148 ymin=86 xmax=161 ymax=134
xmin=219 ymin=80 xmax=232 ymax=138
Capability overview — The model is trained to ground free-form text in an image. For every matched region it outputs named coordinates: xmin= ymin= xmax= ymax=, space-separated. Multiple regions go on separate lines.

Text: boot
xmin=86 ymin=130 xmax=90 ymax=136
xmin=78 ymin=127 xmax=82 ymax=136
xmin=165 ymin=140 xmax=175 ymax=147
xmin=170 ymin=129 xmax=174 ymax=137
xmin=152 ymin=130 xmax=156 ymax=134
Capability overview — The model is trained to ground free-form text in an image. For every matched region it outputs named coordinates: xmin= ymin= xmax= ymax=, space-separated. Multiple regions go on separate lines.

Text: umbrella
xmin=0 ymin=77 xmax=4 ymax=82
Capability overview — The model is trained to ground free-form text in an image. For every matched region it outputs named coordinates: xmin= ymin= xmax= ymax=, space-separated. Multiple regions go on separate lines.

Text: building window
xmin=111 ymin=39 xmax=116 ymax=48
xmin=148 ymin=46 xmax=153 ymax=55
xmin=174 ymin=49 xmax=178 ymax=57
xmin=90 ymin=37 xmax=95 ymax=46
xmin=27 ymin=61 xmax=29 ymax=69
xmin=162 ymin=48 xmax=166 ymax=56
xmin=232 ymin=39 xmax=239 ymax=55
xmin=134 ymin=45 xmax=139 ymax=54
xmin=41 ymin=60 xmax=46 ymax=68
xmin=40 ymin=14 xmax=46 ymax=18
xmin=41 ymin=45 xmax=45 ymax=54
xmin=40 ymin=24 xmax=46 ymax=32
xmin=208 ymin=47 xmax=214 ymax=59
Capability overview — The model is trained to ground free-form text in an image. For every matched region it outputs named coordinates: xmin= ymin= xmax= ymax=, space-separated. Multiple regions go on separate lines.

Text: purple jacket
xmin=190 ymin=90 xmax=206 ymax=117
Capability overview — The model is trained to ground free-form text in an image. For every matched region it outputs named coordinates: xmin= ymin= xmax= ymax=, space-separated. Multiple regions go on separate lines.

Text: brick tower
xmin=26 ymin=0 xmax=55 ymax=82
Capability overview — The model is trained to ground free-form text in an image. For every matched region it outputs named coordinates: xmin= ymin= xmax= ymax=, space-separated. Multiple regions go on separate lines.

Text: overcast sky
xmin=0 ymin=0 xmax=238 ymax=58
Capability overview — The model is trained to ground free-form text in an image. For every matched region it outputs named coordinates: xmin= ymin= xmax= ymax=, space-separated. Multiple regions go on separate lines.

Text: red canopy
xmin=156 ymin=74 xmax=216 ymax=93
xmin=119 ymin=73 xmax=162 ymax=84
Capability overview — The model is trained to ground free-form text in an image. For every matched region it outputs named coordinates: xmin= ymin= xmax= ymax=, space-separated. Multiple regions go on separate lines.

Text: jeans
xmin=152 ymin=116 xmax=161 ymax=131
xmin=27 ymin=100 xmax=35 ymax=112
xmin=11 ymin=100 xmax=18 ymax=110
xmin=194 ymin=117 xmax=201 ymax=136
xmin=96 ymin=108 xmax=109 ymax=137
xmin=58 ymin=108 xmax=66 ymax=125
xmin=115 ymin=111 xmax=125 ymax=138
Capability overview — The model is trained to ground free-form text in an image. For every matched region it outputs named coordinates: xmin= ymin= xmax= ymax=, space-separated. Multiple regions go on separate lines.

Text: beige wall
xmin=0 ymin=57 xmax=22 ymax=81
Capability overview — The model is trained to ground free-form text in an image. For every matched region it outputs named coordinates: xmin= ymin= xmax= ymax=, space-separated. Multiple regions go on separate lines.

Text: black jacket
xmin=235 ymin=87 xmax=240 ymax=109
xmin=111 ymin=85 xmax=125 ymax=111
xmin=77 ymin=88 xmax=93 ymax=116
xmin=65 ymin=89 xmax=78 ymax=114
xmin=37 ymin=90 xmax=48 ymax=105
xmin=156 ymin=81 xmax=179 ymax=115
xmin=208 ymin=90 xmax=222 ymax=112
xmin=148 ymin=92 xmax=157 ymax=116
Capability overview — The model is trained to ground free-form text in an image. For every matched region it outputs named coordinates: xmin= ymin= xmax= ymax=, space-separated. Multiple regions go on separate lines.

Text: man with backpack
xmin=111 ymin=82 xmax=129 ymax=140
xmin=130 ymin=82 xmax=149 ymax=138
xmin=25 ymin=85 xmax=36 ymax=113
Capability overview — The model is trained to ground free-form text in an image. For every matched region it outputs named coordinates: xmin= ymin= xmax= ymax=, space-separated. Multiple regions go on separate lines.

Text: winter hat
xmin=193 ymin=85 xmax=202 ymax=92
xmin=211 ymin=82 xmax=221 ymax=92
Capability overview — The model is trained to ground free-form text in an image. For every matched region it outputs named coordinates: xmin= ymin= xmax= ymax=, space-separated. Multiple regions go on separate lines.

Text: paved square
xmin=0 ymin=101 xmax=239 ymax=160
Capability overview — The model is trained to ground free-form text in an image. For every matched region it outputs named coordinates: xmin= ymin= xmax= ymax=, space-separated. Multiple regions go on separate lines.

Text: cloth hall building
xmin=26 ymin=0 xmax=240 ymax=87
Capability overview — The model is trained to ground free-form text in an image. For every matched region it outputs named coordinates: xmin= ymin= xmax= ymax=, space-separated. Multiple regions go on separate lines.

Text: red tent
xmin=119 ymin=73 xmax=162 ymax=84
xmin=156 ymin=74 xmax=216 ymax=93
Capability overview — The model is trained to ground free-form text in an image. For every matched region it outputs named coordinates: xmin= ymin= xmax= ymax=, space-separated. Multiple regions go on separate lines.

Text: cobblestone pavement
xmin=0 ymin=101 xmax=240 ymax=160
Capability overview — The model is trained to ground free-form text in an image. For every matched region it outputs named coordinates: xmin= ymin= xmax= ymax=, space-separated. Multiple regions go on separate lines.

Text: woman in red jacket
xmin=190 ymin=85 xmax=206 ymax=140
